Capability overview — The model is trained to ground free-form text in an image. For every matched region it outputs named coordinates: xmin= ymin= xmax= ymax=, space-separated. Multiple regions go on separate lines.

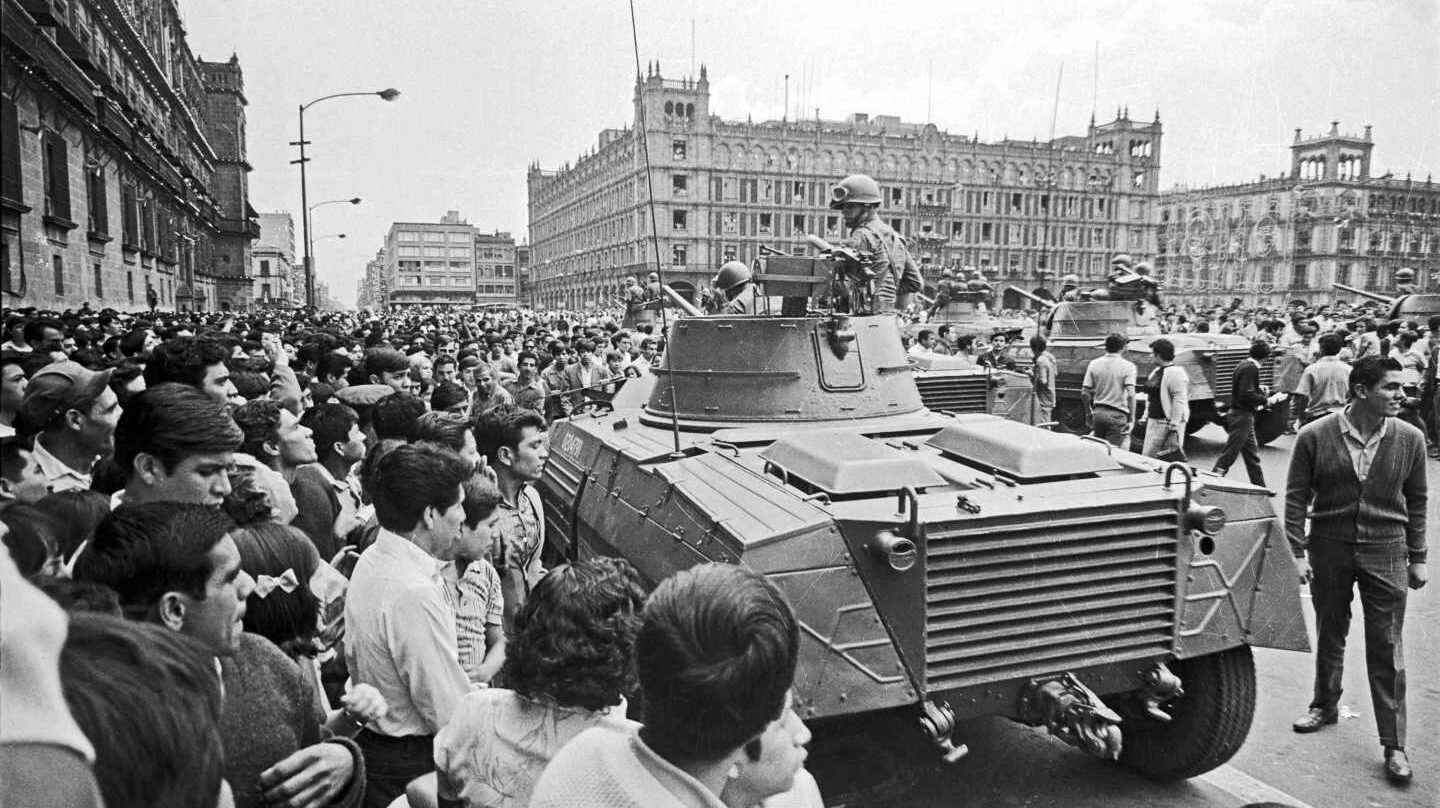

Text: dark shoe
xmin=1385 ymin=747 xmax=1412 ymax=783
xmin=1292 ymin=707 xmax=1338 ymax=733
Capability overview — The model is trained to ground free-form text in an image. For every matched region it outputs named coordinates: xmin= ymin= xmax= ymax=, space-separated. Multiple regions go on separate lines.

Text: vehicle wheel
xmin=1254 ymin=402 xmax=1289 ymax=446
xmin=1113 ymin=645 xmax=1256 ymax=781
xmin=1054 ymin=398 xmax=1087 ymax=434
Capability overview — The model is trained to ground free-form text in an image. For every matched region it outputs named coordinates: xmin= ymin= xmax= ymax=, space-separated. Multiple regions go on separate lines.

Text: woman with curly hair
xmin=424 ymin=557 xmax=646 ymax=808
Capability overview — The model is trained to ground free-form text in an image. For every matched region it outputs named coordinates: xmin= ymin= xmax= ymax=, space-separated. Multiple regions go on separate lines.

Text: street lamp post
xmin=292 ymin=90 xmax=398 ymax=308
xmin=306 ymin=197 xmax=362 ymax=302
xmin=311 ymin=234 xmax=347 ymax=309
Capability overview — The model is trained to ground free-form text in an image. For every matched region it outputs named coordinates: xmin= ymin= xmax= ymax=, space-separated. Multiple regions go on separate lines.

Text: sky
xmin=182 ymin=0 xmax=1440 ymax=306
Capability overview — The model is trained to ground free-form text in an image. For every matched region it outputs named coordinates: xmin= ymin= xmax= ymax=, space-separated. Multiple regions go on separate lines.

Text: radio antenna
xmin=628 ymin=0 xmax=684 ymax=454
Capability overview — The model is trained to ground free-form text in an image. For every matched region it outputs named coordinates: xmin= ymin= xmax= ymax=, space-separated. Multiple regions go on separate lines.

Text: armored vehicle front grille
xmin=1211 ymin=349 xmax=1276 ymax=400
xmin=914 ymin=374 xmax=989 ymax=414
xmin=923 ymin=501 xmax=1179 ymax=690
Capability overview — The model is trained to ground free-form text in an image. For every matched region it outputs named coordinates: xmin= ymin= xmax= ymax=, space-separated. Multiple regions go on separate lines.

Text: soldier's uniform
xmin=723 ymin=283 xmax=760 ymax=315
xmin=844 ymin=214 xmax=923 ymax=313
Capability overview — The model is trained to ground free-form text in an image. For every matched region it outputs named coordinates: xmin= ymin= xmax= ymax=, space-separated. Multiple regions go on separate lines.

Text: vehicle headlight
xmin=1184 ymin=504 xmax=1227 ymax=536
xmin=869 ymin=530 xmax=917 ymax=572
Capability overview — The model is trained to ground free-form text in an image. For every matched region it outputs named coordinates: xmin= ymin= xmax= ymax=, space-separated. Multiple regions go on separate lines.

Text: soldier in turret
xmin=928 ymin=268 xmax=957 ymax=319
xmin=1396 ymin=267 xmax=1419 ymax=297
xmin=1060 ymin=274 xmax=1082 ymax=302
xmin=829 ymin=174 xmax=923 ymax=314
xmin=713 ymin=261 xmax=759 ymax=315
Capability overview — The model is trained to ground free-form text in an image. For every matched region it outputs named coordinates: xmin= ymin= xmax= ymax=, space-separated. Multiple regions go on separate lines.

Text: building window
xmin=759 ymin=213 xmax=772 ymax=234
xmin=1293 ymin=262 xmax=1309 ymax=289
xmin=43 ymin=133 xmax=72 ymax=224
xmin=424 ymin=232 xmax=447 ymax=243
xmin=93 ymin=262 xmax=103 ymax=297
xmin=121 ymin=184 xmax=139 ymax=248
xmin=1 ymin=95 xmax=21 ymax=206
xmin=792 ymin=215 xmax=805 ymax=235
xmin=52 ymin=254 xmax=65 ymax=295
xmin=672 ymin=141 xmax=687 ymax=160
xmin=127 ymin=270 xmax=134 ymax=302
xmin=1259 ymin=264 xmax=1274 ymax=286
xmin=672 ymin=175 xmax=688 ymax=196
xmin=398 ymin=231 xmax=420 ymax=242
xmin=86 ymin=168 xmax=108 ymax=237
xmin=672 ymin=244 xmax=687 ymax=265
xmin=261 ymin=283 xmax=271 ymax=299
xmin=447 ymin=232 xmax=469 ymax=243
xmin=672 ymin=210 xmax=687 ymax=230
xmin=259 ymin=259 xmax=270 ymax=276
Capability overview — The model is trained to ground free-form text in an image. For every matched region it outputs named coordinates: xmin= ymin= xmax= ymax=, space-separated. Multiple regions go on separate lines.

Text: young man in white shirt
xmin=345 ymin=442 xmax=474 ymax=808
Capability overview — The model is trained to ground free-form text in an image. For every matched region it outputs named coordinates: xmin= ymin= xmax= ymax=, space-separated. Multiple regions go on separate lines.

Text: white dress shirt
xmin=345 ymin=529 xmax=473 ymax=736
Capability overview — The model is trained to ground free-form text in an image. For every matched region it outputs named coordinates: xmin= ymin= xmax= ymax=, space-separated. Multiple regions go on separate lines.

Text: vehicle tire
xmin=1114 ymin=645 xmax=1256 ymax=781
xmin=1054 ymin=398 xmax=1088 ymax=434
xmin=1254 ymin=401 xmax=1289 ymax=446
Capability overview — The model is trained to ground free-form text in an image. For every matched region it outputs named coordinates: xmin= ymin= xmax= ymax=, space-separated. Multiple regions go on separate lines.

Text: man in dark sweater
xmin=1213 ymin=339 xmax=1271 ymax=485
xmin=1285 ymin=355 xmax=1428 ymax=785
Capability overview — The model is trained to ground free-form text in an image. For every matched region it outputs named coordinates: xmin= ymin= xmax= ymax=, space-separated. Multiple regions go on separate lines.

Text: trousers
xmin=1213 ymin=410 xmax=1265 ymax=485
xmin=1089 ymin=406 xmax=1130 ymax=448
xmin=356 ymin=730 xmax=435 ymax=808
xmin=1308 ymin=538 xmax=1409 ymax=748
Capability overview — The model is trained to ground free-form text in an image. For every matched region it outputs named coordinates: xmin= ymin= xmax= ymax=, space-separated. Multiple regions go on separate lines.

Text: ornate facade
xmin=1155 ymin=123 xmax=1440 ymax=308
xmin=1 ymin=0 xmax=258 ymax=312
xmin=528 ymin=63 xmax=1162 ymax=311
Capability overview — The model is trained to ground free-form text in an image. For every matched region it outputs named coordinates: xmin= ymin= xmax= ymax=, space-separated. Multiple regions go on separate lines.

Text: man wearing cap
xmin=16 ymin=362 xmax=120 ymax=494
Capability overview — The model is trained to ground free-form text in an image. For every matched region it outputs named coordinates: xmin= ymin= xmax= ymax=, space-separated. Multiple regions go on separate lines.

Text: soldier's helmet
xmin=828 ymin=174 xmax=883 ymax=209
xmin=1133 ymin=261 xmax=1153 ymax=276
xmin=647 ymin=272 xmax=660 ymax=283
xmin=1061 ymin=274 xmax=1080 ymax=287
xmin=1396 ymin=267 xmax=1416 ymax=284
xmin=970 ymin=269 xmax=987 ymax=281
xmin=941 ymin=268 xmax=955 ymax=278
xmin=624 ymin=275 xmax=638 ymax=286
xmin=713 ymin=260 xmax=752 ymax=292
xmin=1110 ymin=253 xmax=1135 ymax=269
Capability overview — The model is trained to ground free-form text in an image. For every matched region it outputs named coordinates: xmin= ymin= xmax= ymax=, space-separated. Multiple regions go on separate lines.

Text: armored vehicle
xmin=1334 ymin=282 xmax=1440 ymax=324
xmin=538 ymin=254 xmax=1308 ymax=784
xmin=1020 ymin=289 xmax=1289 ymax=446
xmin=908 ymin=355 xmax=1040 ymax=424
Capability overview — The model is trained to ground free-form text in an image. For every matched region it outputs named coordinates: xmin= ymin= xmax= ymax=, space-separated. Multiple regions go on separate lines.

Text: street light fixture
xmin=292 ymin=90 xmax=398 ymax=307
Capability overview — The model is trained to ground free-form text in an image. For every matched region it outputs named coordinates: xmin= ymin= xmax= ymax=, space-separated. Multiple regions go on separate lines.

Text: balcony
xmin=55 ymin=15 xmax=97 ymax=70
xmin=914 ymin=201 xmax=951 ymax=216
xmin=17 ymin=0 xmax=67 ymax=26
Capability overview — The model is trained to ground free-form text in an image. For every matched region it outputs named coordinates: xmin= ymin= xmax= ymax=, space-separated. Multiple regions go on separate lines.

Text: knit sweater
xmin=1284 ymin=412 xmax=1428 ymax=563
xmin=221 ymin=633 xmax=365 ymax=808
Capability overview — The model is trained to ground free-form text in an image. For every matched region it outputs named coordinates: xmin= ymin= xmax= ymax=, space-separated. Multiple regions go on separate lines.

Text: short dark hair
xmin=32 ymin=489 xmax=111 ymax=564
xmin=232 ymin=523 xmax=321 ymax=657
xmin=74 ymin=503 xmax=235 ymax=619
xmin=1317 ymin=332 xmax=1345 ymax=356
xmin=473 ymin=404 xmax=547 ymax=464
xmin=316 ymin=351 xmax=354 ymax=383
xmin=917 ymin=329 xmax=934 ymax=342
xmin=575 ymin=339 xmax=597 ymax=354
xmin=503 ymin=557 xmax=647 ymax=711
xmin=637 ymin=563 xmax=799 ymax=762
xmin=60 ymin=613 xmax=225 ymax=808
xmin=232 ymin=399 xmax=284 ymax=459
xmin=370 ymin=443 xmax=470 ymax=532
xmin=1 ymin=503 xmax=60 ymax=575
xmin=430 ymin=380 xmax=469 ymax=413
xmin=1104 ymin=333 xmax=1126 ymax=353
xmin=1029 ymin=334 xmax=1047 ymax=354
xmin=1249 ymin=339 xmax=1272 ymax=360
xmin=414 ymin=411 xmax=471 ymax=454
xmin=1350 ymin=355 xmax=1402 ymax=394
xmin=363 ymin=347 xmax=410 ymax=380
xmin=433 ymin=355 xmax=457 ymax=372
xmin=143 ymin=336 xmax=231 ymax=388
xmin=301 ymin=403 xmax=359 ymax=463
xmin=23 ymin=317 xmax=63 ymax=344
xmin=371 ymin=392 xmax=426 ymax=442
xmin=1150 ymin=338 xmax=1175 ymax=362
xmin=459 ymin=474 xmax=502 ymax=529
xmin=114 ymin=383 xmax=242 ymax=475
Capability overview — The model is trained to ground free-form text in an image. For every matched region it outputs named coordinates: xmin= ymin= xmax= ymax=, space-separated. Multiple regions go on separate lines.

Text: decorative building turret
xmin=1290 ymin=121 xmax=1373 ymax=182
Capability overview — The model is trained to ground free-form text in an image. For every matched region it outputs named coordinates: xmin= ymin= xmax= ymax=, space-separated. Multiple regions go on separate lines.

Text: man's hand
xmin=258 ymin=743 xmax=355 ymax=808
xmin=340 ymin=684 xmax=388 ymax=726
xmin=1408 ymin=562 xmax=1428 ymax=590
xmin=1295 ymin=556 xmax=1313 ymax=586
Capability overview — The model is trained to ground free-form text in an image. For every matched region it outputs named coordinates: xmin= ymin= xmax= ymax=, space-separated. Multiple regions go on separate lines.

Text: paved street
xmin=815 ymin=424 xmax=1438 ymax=808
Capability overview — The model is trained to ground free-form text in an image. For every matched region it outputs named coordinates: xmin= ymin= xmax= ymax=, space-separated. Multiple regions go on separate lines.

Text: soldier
xmin=1059 ymin=273 xmax=1082 ymax=302
xmin=623 ymin=275 xmax=646 ymax=312
xmin=713 ymin=261 xmax=759 ymax=315
xmin=829 ymin=174 xmax=923 ymax=314
xmin=1396 ymin=267 xmax=1418 ymax=297
xmin=929 ymin=268 xmax=956 ymax=319
xmin=645 ymin=272 xmax=662 ymax=301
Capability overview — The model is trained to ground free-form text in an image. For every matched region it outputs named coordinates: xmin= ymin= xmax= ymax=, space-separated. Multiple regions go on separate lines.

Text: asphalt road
xmin=814 ymin=425 xmax=1438 ymax=808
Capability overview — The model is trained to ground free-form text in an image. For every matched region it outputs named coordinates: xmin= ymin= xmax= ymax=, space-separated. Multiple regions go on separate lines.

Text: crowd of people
xmin=0 ymin=303 xmax=821 ymax=808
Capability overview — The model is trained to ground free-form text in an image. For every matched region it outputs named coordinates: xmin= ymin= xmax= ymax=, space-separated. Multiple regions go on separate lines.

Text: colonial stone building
xmin=528 ymin=63 xmax=1162 ymax=311
xmin=1 ymin=0 xmax=257 ymax=312
xmin=1155 ymin=123 xmax=1440 ymax=308
xmin=357 ymin=247 xmax=386 ymax=310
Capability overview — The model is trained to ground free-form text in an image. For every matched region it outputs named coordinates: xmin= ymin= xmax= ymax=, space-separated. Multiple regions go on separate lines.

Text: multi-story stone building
xmin=515 ymin=241 xmax=531 ymax=306
xmin=1 ymin=0 xmax=258 ymax=312
xmin=1156 ymin=123 xmax=1440 ymax=308
xmin=528 ymin=63 xmax=1161 ymax=311
xmin=474 ymin=230 xmax=518 ymax=307
xmin=252 ymin=212 xmax=295 ymax=306
xmin=357 ymin=247 xmax=386 ymax=310
xmin=384 ymin=211 xmax=478 ymax=309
